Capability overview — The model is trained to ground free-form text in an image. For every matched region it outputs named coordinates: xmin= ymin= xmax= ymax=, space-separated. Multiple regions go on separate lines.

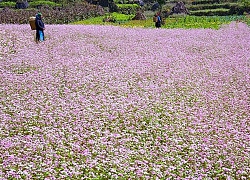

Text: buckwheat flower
xmin=1 ymin=22 xmax=249 ymax=179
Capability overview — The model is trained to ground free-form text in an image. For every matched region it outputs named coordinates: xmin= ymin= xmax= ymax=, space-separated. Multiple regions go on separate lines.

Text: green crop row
xmin=72 ymin=12 xmax=134 ymax=25
xmin=0 ymin=1 xmax=16 ymax=8
xmin=73 ymin=14 xmax=250 ymax=29
xmin=187 ymin=3 xmax=237 ymax=11
xmin=0 ymin=0 xmax=60 ymax=8
xmin=191 ymin=0 xmax=235 ymax=5
xmin=190 ymin=8 xmax=232 ymax=16
xmin=163 ymin=15 xmax=249 ymax=28
xmin=29 ymin=1 xmax=60 ymax=7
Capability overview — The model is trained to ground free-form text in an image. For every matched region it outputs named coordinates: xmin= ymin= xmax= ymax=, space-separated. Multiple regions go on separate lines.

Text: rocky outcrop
xmin=132 ymin=11 xmax=146 ymax=20
xmin=171 ymin=1 xmax=189 ymax=15
xmin=15 ymin=1 xmax=29 ymax=9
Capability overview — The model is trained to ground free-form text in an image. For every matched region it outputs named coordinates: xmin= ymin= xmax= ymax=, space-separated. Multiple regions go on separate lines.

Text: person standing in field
xmin=35 ymin=13 xmax=45 ymax=42
xmin=154 ymin=12 xmax=162 ymax=28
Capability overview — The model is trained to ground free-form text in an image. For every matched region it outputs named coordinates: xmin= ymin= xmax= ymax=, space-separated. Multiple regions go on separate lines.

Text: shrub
xmin=111 ymin=12 xmax=134 ymax=21
xmin=190 ymin=8 xmax=231 ymax=16
xmin=29 ymin=1 xmax=60 ymax=8
xmin=116 ymin=3 xmax=139 ymax=14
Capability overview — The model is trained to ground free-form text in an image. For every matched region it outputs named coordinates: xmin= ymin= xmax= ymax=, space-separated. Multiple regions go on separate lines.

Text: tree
xmin=157 ymin=0 xmax=165 ymax=10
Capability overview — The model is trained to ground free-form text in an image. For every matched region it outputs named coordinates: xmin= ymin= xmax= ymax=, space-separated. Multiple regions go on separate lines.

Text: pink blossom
xmin=0 ymin=22 xmax=249 ymax=179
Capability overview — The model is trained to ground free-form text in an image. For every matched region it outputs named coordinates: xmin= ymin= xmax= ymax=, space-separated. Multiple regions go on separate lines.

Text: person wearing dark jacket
xmin=35 ymin=13 xmax=45 ymax=42
xmin=155 ymin=12 xmax=162 ymax=28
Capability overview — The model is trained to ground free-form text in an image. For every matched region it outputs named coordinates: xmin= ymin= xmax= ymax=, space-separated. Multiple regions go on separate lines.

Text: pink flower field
xmin=0 ymin=22 xmax=249 ymax=179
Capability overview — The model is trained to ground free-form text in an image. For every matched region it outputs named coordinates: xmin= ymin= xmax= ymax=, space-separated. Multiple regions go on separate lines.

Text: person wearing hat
xmin=35 ymin=12 xmax=45 ymax=42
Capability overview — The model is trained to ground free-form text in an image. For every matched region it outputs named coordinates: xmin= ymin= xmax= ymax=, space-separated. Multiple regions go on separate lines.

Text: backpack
xmin=157 ymin=16 xmax=161 ymax=22
xmin=153 ymin=16 xmax=157 ymax=22
xmin=29 ymin=16 xmax=36 ymax=30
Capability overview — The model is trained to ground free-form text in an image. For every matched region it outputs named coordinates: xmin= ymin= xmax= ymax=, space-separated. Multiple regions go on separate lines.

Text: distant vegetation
xmin=72 ymin=13 xmax=250 ymax=29
xmin=28 ymin=1 xmax=60 ymax=8
xmin=0 ymin=0 xmax=249 ymax=26
xmin=0 ymin=2 xmax=105 ymax=24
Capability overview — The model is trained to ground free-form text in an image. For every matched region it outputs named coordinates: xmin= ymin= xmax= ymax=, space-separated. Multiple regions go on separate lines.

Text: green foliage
xmin=188 ymin=3 xmax=237 ymax=10
xmin=239 ymin=0 xmax=250 ymax=7
xmin=29 ymin=1 xmax=60 ymax=8
xmin=72 ymin=16 xmax=104 ymax=25
xmin=190 ymin=8 xmax=231 ymax=16
xmin=244 ymin=15 xmax=250 ymax=25
xmin=0 ymin=1 xmax=16 ymax=8
xmin=163 ymin=15 xmax=249 ymax=28
xmin=116 ymin=3 xmax=139 ymax=14
xmin=238 ymin=0 xmax=250 ymax=13
xmin=157 ymin=0 xmax=166 ymax=7
xmin=73 ymin=14 xmax=250 ymax=29
xmin=116 ymin=4 xmax=139 ymax=9
xmin=122 ymin=15 xmax=224 ymax=29
xmin=72 ymin=12 xmax=134 ymax=25
xmin=113 ymin=0 xmax=138 ymax=3
xmin=110 ymin=12 xmax=134 ymax=21
xmin=1 ymin=0 xmax=15 ymax=2
xmin=186 ymin=0 xmax=245 ymax=16
xmin=117 ymin=19 xmax=154 ymax=28
xmin=191 ymin=0 xmax=221 ymax=5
